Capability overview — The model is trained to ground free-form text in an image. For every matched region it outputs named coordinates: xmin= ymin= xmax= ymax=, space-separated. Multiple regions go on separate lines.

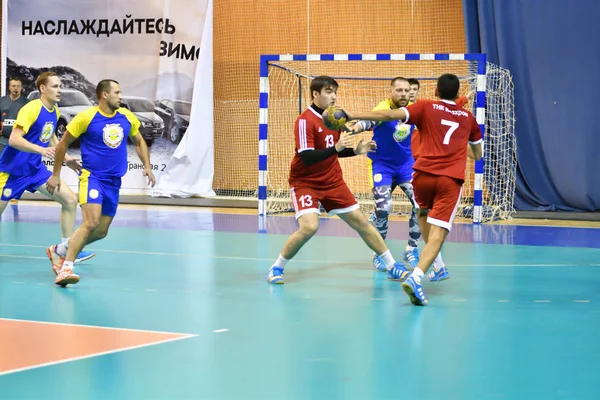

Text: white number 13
xmin=325 ymin=135 xmax=335 ymax=148
xmin=441 ymin=119 xmax=459 ymax=145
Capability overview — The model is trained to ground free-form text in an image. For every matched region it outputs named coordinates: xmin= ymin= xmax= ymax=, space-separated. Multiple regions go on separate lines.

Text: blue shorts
xmin=370 ymin=159 xmax=414 ymax=188
xmin=78 ymin=170 xmax=122 ymax=217
xmin=0 ymin=168 xmax=51 ymax=201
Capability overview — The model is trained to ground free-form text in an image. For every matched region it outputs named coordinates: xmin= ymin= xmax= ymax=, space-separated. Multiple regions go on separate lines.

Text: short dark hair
xmin=36 ymin=72 xmax=58 ymax=91
xmin=390 ymin=76 xmax=409 ymax=86
xmin=9 ymin=77 xmax=22 ymax=84
xmin=96 ymin=79 xmax=119 ymax=100
xmin=407 ymin=78 xmax=420 ymax=88
xmin=310 ymin=76 xmax=338 ymax=98
xmin=437 ymin=74 xmax=460 ymax=100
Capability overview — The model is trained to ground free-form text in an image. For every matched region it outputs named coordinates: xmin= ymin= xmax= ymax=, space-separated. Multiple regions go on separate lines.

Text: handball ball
xmin=323 ymin=107 xmax=347 ymax=130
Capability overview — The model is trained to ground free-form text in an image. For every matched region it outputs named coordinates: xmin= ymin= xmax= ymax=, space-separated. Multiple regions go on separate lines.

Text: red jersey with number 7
xmin=402 ymin=99 xmax=483 ymax=183
xmin=288 ymin=105 xmax=344 ymax=188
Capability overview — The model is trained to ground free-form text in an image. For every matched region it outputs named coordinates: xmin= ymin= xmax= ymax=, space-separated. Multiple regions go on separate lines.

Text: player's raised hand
xmin=354 ymin=139 xmax=377 ymax=155
xmin=335 ymin=131 xmax=354 ymax=152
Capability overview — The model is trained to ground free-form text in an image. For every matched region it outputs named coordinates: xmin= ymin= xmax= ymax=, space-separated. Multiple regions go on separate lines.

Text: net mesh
xmin=263 ymin=59 xmax=516 ymax=221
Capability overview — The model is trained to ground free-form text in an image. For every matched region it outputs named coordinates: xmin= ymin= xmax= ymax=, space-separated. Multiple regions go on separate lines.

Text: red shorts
xmin=290 ymin=183 xmax=359 ymax=219
xmin=412 ymin=171 xmax=462 ymax=231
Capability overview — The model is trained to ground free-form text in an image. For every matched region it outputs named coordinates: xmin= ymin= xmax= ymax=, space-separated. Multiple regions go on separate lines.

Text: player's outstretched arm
xmin=344 ymin=108 xmax=407 ymax=123
xmin=344 ymin=120 xmax=376 ymax=134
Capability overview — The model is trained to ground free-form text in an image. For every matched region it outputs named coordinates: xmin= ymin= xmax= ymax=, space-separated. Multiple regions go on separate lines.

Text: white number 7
xmin=441 ymin=119 xmax=459 ymax=145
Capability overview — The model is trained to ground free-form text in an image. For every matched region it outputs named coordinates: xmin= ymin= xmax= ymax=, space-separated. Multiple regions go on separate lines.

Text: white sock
xmin=434 ymin=253 xmax=444 ymax=270
xmin=406 ymin=246 xmax=417 ymax=252
xmin=56 ymin=239 xmax=69 ymax=257
xmin=411 ymin=268 xmax=424 ymax=283
xmin=61 ymin=260 xmax=74 ymax=272
xmin=379 ymin=250 xmax=396 ymax=270
xmin=273 ymin=254 xmax=289 ymax=269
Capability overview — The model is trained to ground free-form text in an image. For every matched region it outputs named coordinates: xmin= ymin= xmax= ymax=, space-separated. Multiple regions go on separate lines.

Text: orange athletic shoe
xmin=55 ymin=268 xmax=80 ymax=287
xmin=46 ymin=245 xmax=64 ymax=275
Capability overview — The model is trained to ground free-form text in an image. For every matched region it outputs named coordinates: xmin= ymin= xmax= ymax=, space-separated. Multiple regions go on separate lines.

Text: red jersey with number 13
xmin=403 ymin=99 xmax=482 ymax=183
xmin=288 ymin=105 xmax=344 ymax=188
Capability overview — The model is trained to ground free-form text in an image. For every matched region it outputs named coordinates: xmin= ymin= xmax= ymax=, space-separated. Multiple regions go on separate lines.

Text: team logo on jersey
xmin=3 ymin=188 xmax=12 ymax=198
xmin=103 ymin=124 xmax=124 ymax=148
xmin=393 ymin=123 xmax=412 ymax=142
xmin=39 ymin=121 xmax=55 ymax=143
xmin=373 ymin=173 xmax=382 ymax=183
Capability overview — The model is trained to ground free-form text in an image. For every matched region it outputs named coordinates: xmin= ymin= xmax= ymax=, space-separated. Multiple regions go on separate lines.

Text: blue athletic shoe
xmin=401 ymin=275 xmax=428 ymax=306
xmin=267 ymin=266 xmax=284 ymax=284
xmin=387 ymin=261 xmax=411 ymax=281
xmin=75 ymin=250 xmax=96 ymax=264
xmin=402 ymin=247 xmax=419 ymax=270
xmin=428 ymin=265 xmax=450 ymax=282
xmin=372 ymin=255 xmax=387 ymax=272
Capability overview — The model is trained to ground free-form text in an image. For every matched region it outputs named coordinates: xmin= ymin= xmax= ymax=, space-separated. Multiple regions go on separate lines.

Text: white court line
xmin=0 ymin=243 xmax=593 ymax=267
xmin=0 ymin=317 xmax=198 ymax=377
xmin=213 ymin=329 xmax=229 ymax=333
xmin=0 ymin=317 xmax=198 ymax=335
xmin=534 ymin=300 xmax=551 ymax=303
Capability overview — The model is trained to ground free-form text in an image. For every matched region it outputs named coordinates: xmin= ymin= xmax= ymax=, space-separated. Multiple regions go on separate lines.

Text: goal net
xmin=258 ymin=54 xmax=516 ymax=222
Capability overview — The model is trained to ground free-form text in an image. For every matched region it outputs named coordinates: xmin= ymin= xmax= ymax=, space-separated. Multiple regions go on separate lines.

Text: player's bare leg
xmin=413 ymin=224 xmax=448 ymax=277
xmin=418 ymin=211 xmax=430 ymax=243
xmin=40 ymin=179 xmax=96 ymax=270
xmin=401 ymin=218 xmax=449 ymax=306
xmin=267 ymin=212 xmax=319 ymax=284
xmin=280 ymin=213 xmax=319 ymax=259
xmin=337 ymin=209 xmax=410 ymax=281
xmin=84 ymin=215 xmax=114 ymax=245
xmin=52 ymin=203 xmax=102 ymax=287
xmin=36 ymin=180 xmax=78 ymax=238
xmin=417 ymin=210 xmax=449 ymax=282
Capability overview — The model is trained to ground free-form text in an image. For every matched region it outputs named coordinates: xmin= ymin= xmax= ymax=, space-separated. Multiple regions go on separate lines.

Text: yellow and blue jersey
xmin=367 ymin=99 xmax=414 ymax=166
xmin=0 ymin=99 xmax=59 ymax=175
xmin=67 ymin=107 xmax=140 ymax=178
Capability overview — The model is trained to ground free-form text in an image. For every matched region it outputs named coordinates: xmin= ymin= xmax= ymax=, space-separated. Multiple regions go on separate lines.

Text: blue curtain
xmin=463 ymin=0 xmax=600 ymax=211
